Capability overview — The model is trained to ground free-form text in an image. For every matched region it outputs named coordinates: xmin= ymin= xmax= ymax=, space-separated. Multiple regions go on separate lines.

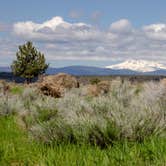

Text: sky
xmin=0 ymin=0 xmax=166 ymax=67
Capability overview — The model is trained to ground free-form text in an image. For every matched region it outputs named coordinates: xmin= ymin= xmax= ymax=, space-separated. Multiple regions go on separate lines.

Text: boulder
xmin=38 ymin=73 xmax=79 ymax=97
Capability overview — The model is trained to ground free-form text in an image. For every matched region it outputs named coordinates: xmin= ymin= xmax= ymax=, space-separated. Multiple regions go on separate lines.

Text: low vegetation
xmin=0 ymin=79 xmax=166 ymax=165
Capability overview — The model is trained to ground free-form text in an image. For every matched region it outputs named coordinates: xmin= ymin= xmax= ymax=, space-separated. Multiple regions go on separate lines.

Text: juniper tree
xmin=11 ymin=41 xmax=48 ymax=83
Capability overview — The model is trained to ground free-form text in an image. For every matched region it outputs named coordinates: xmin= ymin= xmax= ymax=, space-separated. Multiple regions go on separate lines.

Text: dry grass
xmin=0 ymin=79 xmax=165 ymax=146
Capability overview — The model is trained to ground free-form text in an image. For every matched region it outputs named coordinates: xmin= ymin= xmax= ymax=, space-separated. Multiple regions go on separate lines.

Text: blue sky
xmin=0 ymin=0 xmax=166 ymax=67
xmin=1 ymin=0 xmax=166 ymax=26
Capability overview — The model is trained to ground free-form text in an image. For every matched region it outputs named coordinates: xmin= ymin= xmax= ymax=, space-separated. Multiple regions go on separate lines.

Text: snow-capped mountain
xmin=106 ymin=60 xmax=166 ymax=72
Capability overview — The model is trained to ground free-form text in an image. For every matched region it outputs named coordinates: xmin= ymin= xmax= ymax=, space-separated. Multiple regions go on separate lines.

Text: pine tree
xmin=11 ymin=41 xmax=48 ymax=83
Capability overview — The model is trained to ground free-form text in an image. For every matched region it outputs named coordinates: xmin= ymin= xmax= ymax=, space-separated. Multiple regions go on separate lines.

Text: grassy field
xmin=0 ymin=79 xmax=166 ymax=165
xmin=0 ymin=116 xmax=165 ymax=165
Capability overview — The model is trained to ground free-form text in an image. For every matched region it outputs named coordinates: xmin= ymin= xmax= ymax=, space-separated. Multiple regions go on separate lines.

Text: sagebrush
xmin=0 ymin=80 xmax=165 ymax=146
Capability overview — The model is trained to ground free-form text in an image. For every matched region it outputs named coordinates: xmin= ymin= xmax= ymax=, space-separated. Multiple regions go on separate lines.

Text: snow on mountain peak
xmin=105 ymin=59 xmax=166 ymax=72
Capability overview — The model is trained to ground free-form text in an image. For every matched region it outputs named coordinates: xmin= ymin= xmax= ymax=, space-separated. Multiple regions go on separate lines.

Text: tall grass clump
xmin=0 ymin=80 xmax=166 ymax=165
xmin=1 ymin=115 xmax=165 ymax=165
xmin=0 ymin=85 xmax=57 ymax=125
xmin=0 ymin=80 xmax=165 ymax=146
xmin=28 ymin=80 xmax=166 ymax=146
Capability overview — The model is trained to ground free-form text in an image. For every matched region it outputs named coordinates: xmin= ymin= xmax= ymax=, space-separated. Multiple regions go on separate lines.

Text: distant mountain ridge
xmin=46 ymin=66 xmax=140 ymax=75
xmin=0 ymin=67 xmax=11 ymax=72
xmin=1 ymin=64 xmax=166 ymax=76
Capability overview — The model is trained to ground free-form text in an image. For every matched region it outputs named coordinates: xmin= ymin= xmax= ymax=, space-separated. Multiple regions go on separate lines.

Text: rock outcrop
xmin=38 ymin=73 xmax=79 ymax=97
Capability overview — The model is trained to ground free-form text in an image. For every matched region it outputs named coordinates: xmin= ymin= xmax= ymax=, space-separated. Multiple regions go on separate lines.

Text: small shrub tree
xmin=11 ymin=41 xmax=48 ymax=83
xmin=90 ymin=78 xmax=101 ymax=85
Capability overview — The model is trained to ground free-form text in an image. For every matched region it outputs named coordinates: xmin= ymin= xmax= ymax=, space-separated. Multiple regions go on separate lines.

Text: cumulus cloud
xmin=109 ymin=19 xmax=133 ymax=34
xmin=0 ymin=38 xmax=20 ymax=66
xmin=0 ymin=16 xmax=164 ymax=65
xmin=13 ymin=16 xmax=102 ymax=42
xmin=143 ymin=24 xmax=166 ymax=40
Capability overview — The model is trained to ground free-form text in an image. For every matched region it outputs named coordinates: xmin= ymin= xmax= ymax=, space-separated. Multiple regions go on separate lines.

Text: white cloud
xmin=109 ymin=19 xmax=132 ymax=34
xmin=143 ymin=24 xmax=166 ymax=40
xmin=13 ymin=16 xmax=102 ymax=42
xmin=0 ymin=17 xmax=164 ymax=66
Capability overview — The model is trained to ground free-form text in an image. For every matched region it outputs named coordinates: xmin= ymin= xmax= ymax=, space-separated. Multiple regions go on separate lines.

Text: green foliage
xmin=36 ymin=108 xmax=58 ymax=123
xmin=90 ymin=77 xmax=101 ymax=84
xmin=0 ymin=81 xmax=165 ymax=146
xmin=10 ymin=85 xmax=24 ymax=95
xmin=0 ymin=116 xmax=41 ymax=165
xmin=11 ymin=41 xmax=48 ymax=83
xmin=0 ymin=80 xmax=165 ymax=165
xmin=0 ymin=116 xmax=165 ymax=165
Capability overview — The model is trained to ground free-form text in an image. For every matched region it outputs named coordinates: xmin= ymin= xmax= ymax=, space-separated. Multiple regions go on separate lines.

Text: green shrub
xmin=28 ymin=81 xmax=166 ymax=146
xmin=0 ymin=81 xmax=165 ymax=147
xmin=90 ymin=78 xmax=101 ymax=85
xmin=1 ymin=116 xmax=165 ymax=165
xmin=10 ymin=86 xmax=24 ymax=95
